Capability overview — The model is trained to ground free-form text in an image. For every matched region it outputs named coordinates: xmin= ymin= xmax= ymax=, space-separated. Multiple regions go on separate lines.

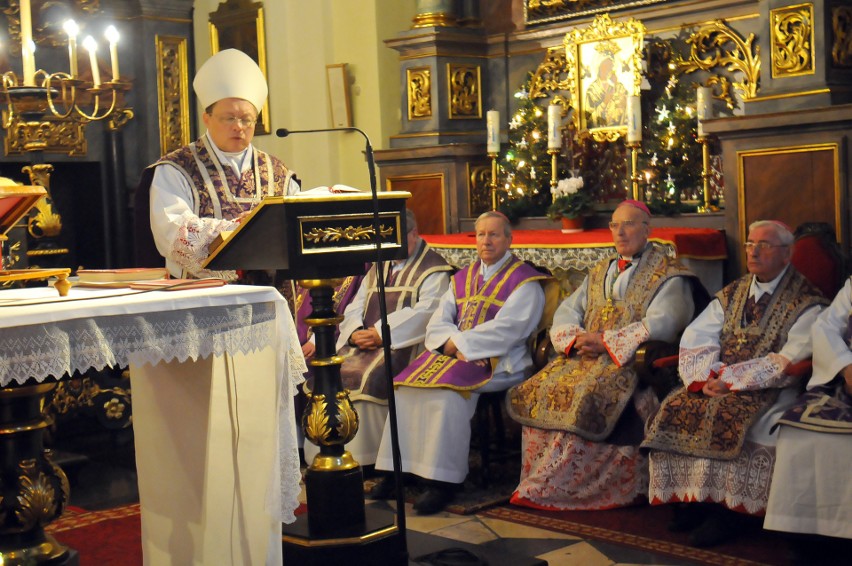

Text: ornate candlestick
xmin=697 ymin=136 xmax=713 ymax=213
xmin=548 ymin=148 xmax=559 ymax=194
xmin=489 ymin=152 xmax=499 ymax=210
xmin=626 ymin=142 xmax=642 ymax=201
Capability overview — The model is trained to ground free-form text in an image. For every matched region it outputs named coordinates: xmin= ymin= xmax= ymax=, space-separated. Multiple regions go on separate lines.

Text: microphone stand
xmin=277 ymin=127 xmax=408 ymax=561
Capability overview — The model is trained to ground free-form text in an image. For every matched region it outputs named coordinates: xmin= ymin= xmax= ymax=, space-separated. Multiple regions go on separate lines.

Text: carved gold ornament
xmin=525 ymin=0 xmax=668 ymax=26
xmin=677 ymin=20 xmax=761 ymax=108
xmin=334 ymin=390 xmax=358 ymax=444
xmin=2 ymin=113 xmax=87 ymax=156
xmin=15 ymin=459 xmax=65 ymax=530
xmin=771 ymin=4 xmax=815 ymax=78
xmin=529 ymin=47 xmax=571 ymax=105
xmin=467 ymin=163 xmax=491 ymax=216
xmin=304 ymin=223 xmax=393 ymax=244
xmin=833 ymin=6 xmax=852 ymax=68
xmin=448 ymin=64 xmax=482 ymax=119
xmin=407 ymin=67 xmax=432 ymax=120
xmin=156 ymin=35 xmax=191 ymax=154
xmin=305 ymin=393 xmax=331 ymax=445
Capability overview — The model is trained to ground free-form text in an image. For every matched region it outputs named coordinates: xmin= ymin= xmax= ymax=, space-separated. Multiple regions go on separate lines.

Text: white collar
xmin=204 ymin=132 xmax=252 ymax=173
xmin=480 ymin=251 xmax=512 ymax=280
xmin=749 ymin=264 xmax=790 ymax=300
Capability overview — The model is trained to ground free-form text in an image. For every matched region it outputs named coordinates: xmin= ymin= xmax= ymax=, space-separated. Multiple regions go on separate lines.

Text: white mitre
xmin=193 ymin=48 xmax=268 ymax=112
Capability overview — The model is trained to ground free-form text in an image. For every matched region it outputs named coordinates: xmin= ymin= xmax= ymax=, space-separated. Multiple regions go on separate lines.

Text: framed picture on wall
xmin=565 ymin=13 xmax=644 ymax=142
xmin=209 ymin=0 xmax=271 ymax=135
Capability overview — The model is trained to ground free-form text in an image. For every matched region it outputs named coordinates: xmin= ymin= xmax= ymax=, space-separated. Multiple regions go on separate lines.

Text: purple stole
xmin=394 ymin=254 xmax=545 ymax=391
xmin=335 ymin=242 xmax=453 ymax=402
xmin=156 ymin=136 xmax=293 ymax=220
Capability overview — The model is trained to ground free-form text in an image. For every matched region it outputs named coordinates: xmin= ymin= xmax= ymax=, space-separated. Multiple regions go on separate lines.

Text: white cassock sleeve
xmin=379 ymin=271 xmax=451 ymax=349
xmin=425 ymin=280 xmax=545 ymax=362
xmin=679 ymin=298 xmax=824 ymax=391
xmin=149 ymin=164 xmax=240 ymax=278
xmin=810 ymin=277 xmax=852 ymax=388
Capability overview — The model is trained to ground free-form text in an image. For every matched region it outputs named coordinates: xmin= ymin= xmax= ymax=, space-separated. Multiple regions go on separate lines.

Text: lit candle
xmin=697 ymin=86 xmax=713 ymax=137
xmin=83 ymin=35 xmax=100 ymax=87
xmin=104 ymin=25 xmax=119 ymax=81
xmin=486 ymin=109 xmax=500 ymax=154
xmin=20 ymin=0 xmax=36 ymax=86
xmin=627 ymin=95 xmax=642 ymax=143
xmin=63 ymin=20 xmax=79 ymax=77
xmin=547 ymin=103 xmax=561 ymax=150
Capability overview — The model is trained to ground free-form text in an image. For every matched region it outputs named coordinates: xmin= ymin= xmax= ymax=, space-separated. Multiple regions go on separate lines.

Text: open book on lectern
xmin=203 ymin=190 xmax=411 ymax=280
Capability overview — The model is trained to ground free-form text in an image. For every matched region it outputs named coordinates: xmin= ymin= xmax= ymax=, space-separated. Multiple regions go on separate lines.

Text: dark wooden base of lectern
xmin=281 ymin=506 xmax=405 ymax=565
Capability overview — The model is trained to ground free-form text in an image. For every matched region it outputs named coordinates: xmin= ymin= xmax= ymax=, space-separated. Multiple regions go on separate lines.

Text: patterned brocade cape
xmin=642 ymin=267 xmax=827 ymax=459
xmin=507 ymin=244 xmax=695 ymax=441
xmin=157 ymin=136 xmax=295 ymax=220
xmin=332 ymin=242 xmax=452 ymax=403
xmin=394 ymin=254 xmax=546 ymax=391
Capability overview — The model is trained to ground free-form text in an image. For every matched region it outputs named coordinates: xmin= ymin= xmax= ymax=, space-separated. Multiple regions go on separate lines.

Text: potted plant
xmin=546 ymin=176 xmax=594 ymax=233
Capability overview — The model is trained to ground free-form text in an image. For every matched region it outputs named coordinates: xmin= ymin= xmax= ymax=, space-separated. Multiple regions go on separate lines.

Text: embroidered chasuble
xmin=318 ymin=243 xmax=452 ymax=403
xmin=507 ymin=244 xmax=694 ymax=441
xmin=642 ymin=268 xmax=827 ymax=459
xmin=394 ymin=255 xmax=546 ymax=392
xmin=156 ymin=136 xmax=293 ymax=220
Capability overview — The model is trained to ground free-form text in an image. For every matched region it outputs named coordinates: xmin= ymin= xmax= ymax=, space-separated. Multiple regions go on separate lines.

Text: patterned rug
xmin=48 ymin=504 xmax=142 ymax=566
xmin=481 ymin=504 xmax=793 ymax=566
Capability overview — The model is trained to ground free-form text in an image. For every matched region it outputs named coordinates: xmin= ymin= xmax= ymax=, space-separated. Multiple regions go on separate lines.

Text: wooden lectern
xmin=205 ymin=191 xmax=410 ymax=564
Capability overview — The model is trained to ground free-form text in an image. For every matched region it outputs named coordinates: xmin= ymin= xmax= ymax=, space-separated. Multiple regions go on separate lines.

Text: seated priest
xmin=302 ymin=210 xmax=453 ymax=469
xmin=641 ymin=220 xmax=828 ymax=548
xmin=506 ymin=200 xmax=702 ymax=511
xmin=144 ymin=48 xmax=300 ymax=279
xmin=764 ymin=275 xmax=852 ymax=542
xmin=371 ymin=211 xmax=547 ymax=515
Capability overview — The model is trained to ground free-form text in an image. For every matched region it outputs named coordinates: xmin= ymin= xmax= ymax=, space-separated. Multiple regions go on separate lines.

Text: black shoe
xmin=688 ymin=510 xmax=738 ymax=548
xmin=667 ymin=503 xmax=707 ymax=533
xmin=366 ymin=476 xmax=395 ymax=500
xmin=413 ymin=483 xmax=456 ymax=515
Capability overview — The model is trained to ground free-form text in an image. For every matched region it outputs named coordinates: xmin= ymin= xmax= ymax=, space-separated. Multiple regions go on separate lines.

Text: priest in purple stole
xmin=373 ymin=211 xmax=547 ymax=515
xmin=642 ymin=220 xmax=826 ymax=547
xmin=507 ymin=200 xmax=701 ymax=513
xmin=303 ymin=210 xmax=452 ymax=468
xmin=146 ymin=49 xmax=300 ymax=279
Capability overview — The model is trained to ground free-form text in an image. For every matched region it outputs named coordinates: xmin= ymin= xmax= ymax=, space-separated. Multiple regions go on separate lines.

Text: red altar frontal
xmin=422 ymin=227 xmax=727 ymax=295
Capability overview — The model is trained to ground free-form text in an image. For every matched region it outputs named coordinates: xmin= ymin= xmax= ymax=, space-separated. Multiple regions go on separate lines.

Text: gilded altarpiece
xmin=447 ymin=64 xmax=482 ymax=120
xmin=156 ymin=35 xmax=191 ymax=155
xmin=525 ymin=0 xmax=671 ymax=25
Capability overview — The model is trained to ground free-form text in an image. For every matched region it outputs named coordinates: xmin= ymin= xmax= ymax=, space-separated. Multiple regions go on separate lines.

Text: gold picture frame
xmin=209 ymin=0 xmax=271 ymax=135
xmin=565 ymin=14 xmax=644 ymax=142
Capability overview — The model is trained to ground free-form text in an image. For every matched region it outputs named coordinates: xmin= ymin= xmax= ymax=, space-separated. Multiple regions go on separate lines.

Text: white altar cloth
xmin=0 ymin=285 xmax=307 ymax=565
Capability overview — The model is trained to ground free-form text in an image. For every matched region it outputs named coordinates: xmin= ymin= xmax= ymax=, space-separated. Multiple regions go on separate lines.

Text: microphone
xmin=277 ymin=124 xmax=409 ymax=551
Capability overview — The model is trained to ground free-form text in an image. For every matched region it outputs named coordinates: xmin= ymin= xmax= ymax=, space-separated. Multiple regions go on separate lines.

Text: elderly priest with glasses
xmin=641 ymin=220 xmax=828 ymax=548
xmin=143 ymin=48 xmax=300 ymax=279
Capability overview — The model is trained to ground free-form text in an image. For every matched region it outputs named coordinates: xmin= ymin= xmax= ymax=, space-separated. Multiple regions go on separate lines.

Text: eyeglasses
xmin=744 ymin=242 xmax=788 ymax=252
xmin=608 ymin=220 xmax=648 ymax=230
xmin=214 ymin=115 xmax=258 ymax=129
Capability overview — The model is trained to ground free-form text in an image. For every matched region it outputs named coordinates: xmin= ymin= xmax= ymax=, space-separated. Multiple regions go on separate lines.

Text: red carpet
xmin=46 ymin=503 xmax=309 ymax=565
xmin=482 ymin=504 xmax=792 ymax=566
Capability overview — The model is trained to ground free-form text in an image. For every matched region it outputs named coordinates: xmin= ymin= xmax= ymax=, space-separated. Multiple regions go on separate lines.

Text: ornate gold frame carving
xmin=529 ymin=46 xmax=571 ymax=106
xmin=677 ymin=20 xmax=761 ymax=109
xmin=209 ymin=0 xmax=270 ymax=135
xmin=832 ymin=6 xmax=852 ymax=68
xmin=2 ymin=113 xmax=87 ymax=156
xmin=447 ymin=64 xmax=482 ymax=119
xmin=771 ymin=3 xmax=815 ymax=78
xmin=156 ymin=35 xmax=191 ymax=155
xmin=564 ymin=13 xmax=644 ymax=142
xmin=466 ymin=162 xmax=491 ymax=216
xmin=407 ymin=66 xmax=433 ymax=120
xmin=525 ymin=0 xmax=668 ymax=26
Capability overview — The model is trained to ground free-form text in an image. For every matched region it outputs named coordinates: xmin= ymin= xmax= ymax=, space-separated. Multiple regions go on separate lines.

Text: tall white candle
xmin=697 ymin=86 xmax=712 ymax=137
xmin=486 ymin=109 xmax=500 ymax=154
xmin=626 ymin=95 xmax=642 ymax=143
xmin=547 ymin=104 xmax=561 ymax=150
xmin=104 ymin=25 xmax=120 ymax=80
xmin=20 ymin=0 xmax=36 ymax=86
xmin=63 ymin=20 xmax=79 ymax=77
xmin=83 ymin=36 xmax=100 ymax=87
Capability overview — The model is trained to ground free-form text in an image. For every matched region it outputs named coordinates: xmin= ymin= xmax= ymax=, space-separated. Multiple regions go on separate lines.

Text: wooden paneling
xmin=739 ymin=145 xmax=838 ymax=240
xmin=386 ymin=174 xmax=446 ymax=235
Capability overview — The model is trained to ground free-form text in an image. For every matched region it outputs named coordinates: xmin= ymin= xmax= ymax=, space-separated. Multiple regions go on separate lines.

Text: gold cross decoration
xmin=601 ymin=298 xmax=615 ymax=322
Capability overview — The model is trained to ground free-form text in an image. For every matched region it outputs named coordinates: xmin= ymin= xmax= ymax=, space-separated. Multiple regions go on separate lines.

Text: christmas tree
xmin=638 ymin=70 xmax=704 ymax=213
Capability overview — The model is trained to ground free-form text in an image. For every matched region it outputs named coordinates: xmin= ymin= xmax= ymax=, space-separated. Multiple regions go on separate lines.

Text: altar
xmin=0 ymin=284 xmax=305 ymax=566
xmin=423 ymin=227 xmax=727 ymax=295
